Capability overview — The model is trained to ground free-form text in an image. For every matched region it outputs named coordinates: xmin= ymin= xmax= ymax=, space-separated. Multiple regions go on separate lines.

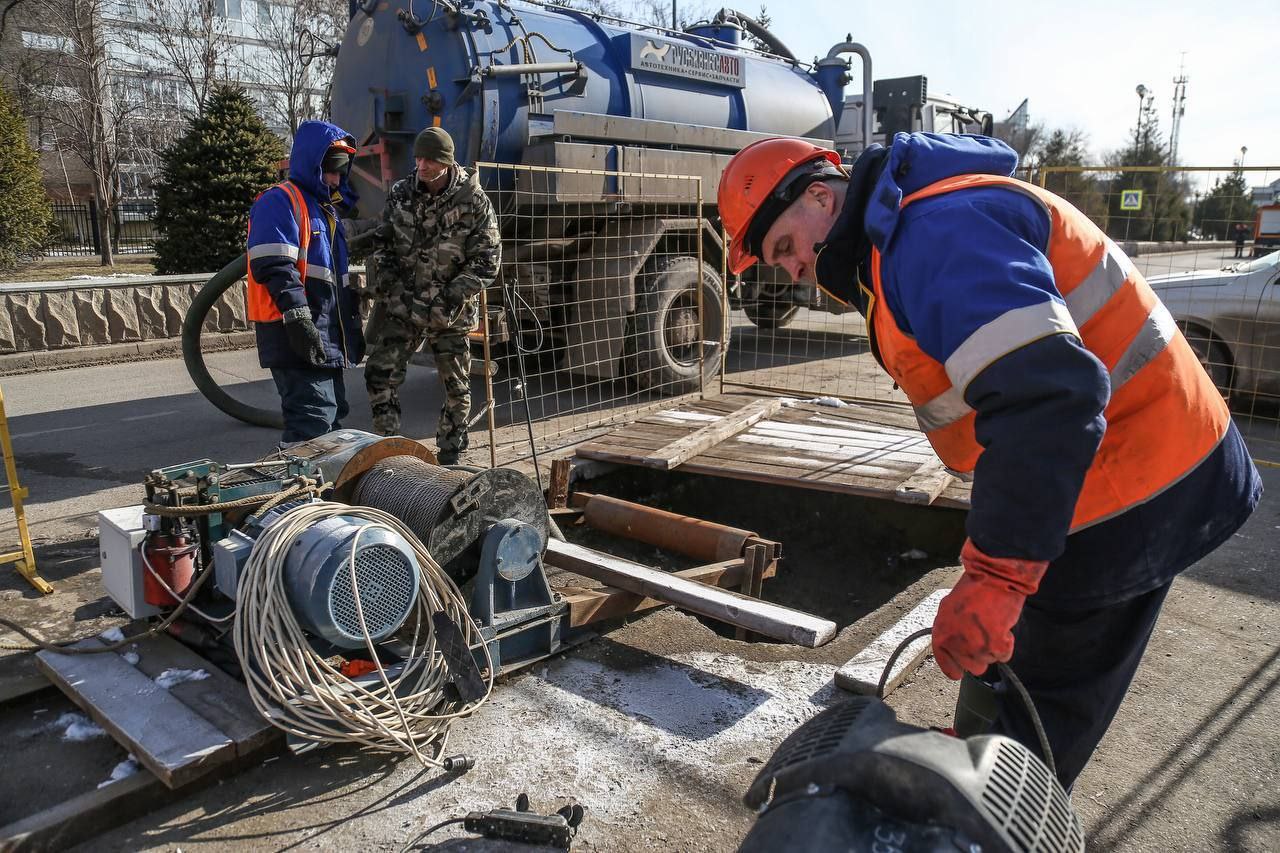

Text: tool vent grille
xmin=328 ymin=544 xmax=417 ymax=642
xmin=980 ymin=740 xmax=1084 ymax=853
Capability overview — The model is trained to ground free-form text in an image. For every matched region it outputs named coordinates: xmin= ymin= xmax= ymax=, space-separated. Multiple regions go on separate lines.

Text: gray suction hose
xmin=183 ymin=253 xmax=285 ymax=430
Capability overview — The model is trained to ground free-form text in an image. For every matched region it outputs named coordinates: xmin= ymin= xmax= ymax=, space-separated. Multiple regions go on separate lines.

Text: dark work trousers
xmin=270 ymin=366 xmax=349 ymax=445
xmin=987 ymin=581 xmax=1173 ymax=790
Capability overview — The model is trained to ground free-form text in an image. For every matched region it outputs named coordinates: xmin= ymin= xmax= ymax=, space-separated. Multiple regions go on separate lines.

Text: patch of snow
xmin=155 ymin=668 xmax=210 ymax=689
xmin=424 ymin=651 xmax=838 ymax=826
xmin=98 ymin=755 xmax=141 ymax=788
xmin=796 ymin=396 xmax=848 ymax=408
xmin=121 ymin=649 xmax=140 ymax=666
xmin=899 ymin=549 xmax=929 ymax=561
xmin=99 ymin=626 xmax=126 ymax=643
xmin=55 ymin=711 xmax=107 ymax=742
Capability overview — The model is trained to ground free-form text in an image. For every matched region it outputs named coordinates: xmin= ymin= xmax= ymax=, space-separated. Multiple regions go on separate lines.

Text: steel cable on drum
xmin=352 ymin=456 xmax=471 ymax=544
xmin=232 ymin=501 xmax=493 ymax=766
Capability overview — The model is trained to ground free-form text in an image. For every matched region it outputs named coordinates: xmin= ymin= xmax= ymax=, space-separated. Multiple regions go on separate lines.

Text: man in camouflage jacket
xmin=364 ymin=127 xmax=500 ymax=463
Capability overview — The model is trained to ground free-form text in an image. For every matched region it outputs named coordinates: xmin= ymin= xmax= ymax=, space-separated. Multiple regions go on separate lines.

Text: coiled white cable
xmin=232 ymin=501 xmax=494 ymax=767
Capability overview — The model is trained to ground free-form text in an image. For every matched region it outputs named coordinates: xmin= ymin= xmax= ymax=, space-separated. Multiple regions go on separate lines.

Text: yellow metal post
xmin=0 ymin=385 xmax=49 ymax=594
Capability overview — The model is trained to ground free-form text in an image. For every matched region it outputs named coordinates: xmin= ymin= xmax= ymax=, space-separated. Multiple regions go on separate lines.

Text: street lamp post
xmin=1135 ymin=84 xmax=1147 ymax=144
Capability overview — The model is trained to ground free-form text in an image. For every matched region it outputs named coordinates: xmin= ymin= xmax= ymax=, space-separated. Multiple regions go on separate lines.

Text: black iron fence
xmin=48 ymin=200 xmax=156 ymax=257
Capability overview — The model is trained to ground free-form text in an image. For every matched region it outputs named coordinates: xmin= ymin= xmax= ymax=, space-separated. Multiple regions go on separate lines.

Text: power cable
xmin=232 ymin=501 xmax=494 ymax=765
xmin=877 ymin=626 xmax=1057 ymax=780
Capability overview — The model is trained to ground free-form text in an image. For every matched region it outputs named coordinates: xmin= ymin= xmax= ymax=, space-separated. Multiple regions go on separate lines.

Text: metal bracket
xmin=450 ymin=477 xmax=491 ymax=516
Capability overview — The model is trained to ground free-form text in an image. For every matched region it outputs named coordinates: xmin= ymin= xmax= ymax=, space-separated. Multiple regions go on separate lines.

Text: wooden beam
xmin=546 ymin=539 xmax=835 ymax=648
xmin=547 ymin=458 xmax=571 ymax=509
xmin=835 ymin=589 xmax=948 ymax=697
xmin=0 ymin=769 xmax=168 ymax=853
xmin=894 ymin=457 xmax=955 ymax=506
xmin=563 ymin=557 xmax=758 ymax=627
xmin=0 ymin=666 xmax=52 ymax=707
xmin=636 ymin=398 xmax=785 ymax=470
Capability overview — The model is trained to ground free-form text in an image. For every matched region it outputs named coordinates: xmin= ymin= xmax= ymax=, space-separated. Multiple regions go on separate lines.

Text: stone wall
xmin=0 ymin=274 xmax=249 ymax=354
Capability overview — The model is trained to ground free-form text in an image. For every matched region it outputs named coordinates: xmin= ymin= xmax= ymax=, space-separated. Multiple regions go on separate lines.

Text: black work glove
xmin=282 ymin=308 xmax=327 ymax=366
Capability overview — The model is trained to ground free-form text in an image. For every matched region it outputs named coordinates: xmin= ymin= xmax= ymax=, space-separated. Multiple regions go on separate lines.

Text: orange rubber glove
xmin=932 ymin=539 xmax=1048 ymax=681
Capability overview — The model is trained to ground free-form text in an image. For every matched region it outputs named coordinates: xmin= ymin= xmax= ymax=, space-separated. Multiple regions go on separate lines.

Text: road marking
xmin=121 ymin=411 xmax=179 ymax=423
xmin=11 ymin=424 xmax=93 ymax=440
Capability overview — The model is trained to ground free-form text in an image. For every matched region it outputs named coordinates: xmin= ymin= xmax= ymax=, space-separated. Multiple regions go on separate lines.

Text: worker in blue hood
xmin=246 ymin=120 xmax=366 ymax=444
xmin=720 ymin=132 xmax=1260 ymax=789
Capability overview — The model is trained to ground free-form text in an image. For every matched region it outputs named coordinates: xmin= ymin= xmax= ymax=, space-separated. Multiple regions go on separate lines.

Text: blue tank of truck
xmin=331 ymin=1 xmax=844 ymax=207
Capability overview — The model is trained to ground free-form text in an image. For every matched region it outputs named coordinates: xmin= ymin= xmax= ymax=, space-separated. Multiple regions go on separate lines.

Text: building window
xmin=215 ymin=0 xmax=243 ymax=19
xmin=21 ymin=31 xmax=73 ymax=53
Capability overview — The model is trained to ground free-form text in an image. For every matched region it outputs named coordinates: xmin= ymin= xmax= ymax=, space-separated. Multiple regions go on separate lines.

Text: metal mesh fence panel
xmin=474 ymin=163 xmax=715 ymax=466
xmin=1040 ymin=165 xmax=1280 ymax=466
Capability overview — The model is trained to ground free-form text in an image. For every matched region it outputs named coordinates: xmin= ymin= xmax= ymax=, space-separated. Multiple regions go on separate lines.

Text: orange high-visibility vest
xmin=869 ymin=174 xmax=1231 ymax=530
xmin=246 ymin=181 xmax=311 ymax=323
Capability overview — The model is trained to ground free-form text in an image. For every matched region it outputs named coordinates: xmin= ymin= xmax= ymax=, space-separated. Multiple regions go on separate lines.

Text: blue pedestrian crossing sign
xmin=1120 ymin=189 xmax=1143 ymax=211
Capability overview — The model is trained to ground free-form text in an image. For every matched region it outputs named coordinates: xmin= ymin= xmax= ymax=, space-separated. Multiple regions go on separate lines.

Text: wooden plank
xmin=637 ymin=398 xmax=786 ymax=470
xmin=834 ymin=589 xmax=948 ymax=697
xmin=0 ymin=768 xmax=167 ymax=853
xmin=894 ymin=457 xmax=955 ymax=506
xmin=546 ymin=539 xmax=836 ymax=648
xmin=36 ymin=641 xmax=235 ymax=789
xmin=0 ymin=667 xmax=52 ymax=707
xmin=565 ymin=557 xmax=754 ymax=627
xmin=126 ymin=635 xmax=278 ymax=758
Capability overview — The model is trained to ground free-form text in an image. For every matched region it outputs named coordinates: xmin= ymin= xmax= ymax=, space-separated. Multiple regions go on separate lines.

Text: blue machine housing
xmin=332 ymin=1 xmax=842 ymax=209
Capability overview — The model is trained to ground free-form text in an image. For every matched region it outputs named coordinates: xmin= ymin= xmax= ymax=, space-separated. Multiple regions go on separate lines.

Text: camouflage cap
xmin=413 ymin=127 xmax=455 ymax=165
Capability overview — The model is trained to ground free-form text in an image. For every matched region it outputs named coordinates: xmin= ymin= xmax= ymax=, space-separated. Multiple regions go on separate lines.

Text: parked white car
xmin=1148 ymin=250 xmax=1280 ymax=401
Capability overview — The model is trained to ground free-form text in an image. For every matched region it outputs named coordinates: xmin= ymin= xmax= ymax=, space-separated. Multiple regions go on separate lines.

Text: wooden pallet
xmin=576 ymin=394 xmax=972 ymax=509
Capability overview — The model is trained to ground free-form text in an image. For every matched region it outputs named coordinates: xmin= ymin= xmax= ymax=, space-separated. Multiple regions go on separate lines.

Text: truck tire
xmin=624 ymin=256 xmax=726 ymax=393
xmin=744 ymin=300 xmax=799 ymax=330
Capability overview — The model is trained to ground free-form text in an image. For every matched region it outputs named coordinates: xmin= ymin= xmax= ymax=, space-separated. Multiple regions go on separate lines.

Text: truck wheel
xmin=744 ymin=300 xmax=799 ymax=330
xmin=625 ymin=256 xmax=726 ymax=393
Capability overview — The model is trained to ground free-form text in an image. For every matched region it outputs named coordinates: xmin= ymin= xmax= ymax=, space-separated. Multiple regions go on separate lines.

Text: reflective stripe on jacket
xmin=246 ymin=181 xmax=311 ymax=323
xmin=869 ymin=173 xmax=1232 ymax=530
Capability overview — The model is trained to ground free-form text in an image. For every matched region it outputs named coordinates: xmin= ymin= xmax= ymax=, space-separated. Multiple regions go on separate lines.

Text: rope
xmin=143 ymin=476 xmax=319 ymax=517
xmin=232 ymin=501 xmax=493 ymax=766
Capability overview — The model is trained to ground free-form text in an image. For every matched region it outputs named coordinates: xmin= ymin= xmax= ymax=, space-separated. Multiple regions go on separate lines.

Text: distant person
xmin=246 ymin=121 xmax=365 ymax=445
xmin=364 ymin=127 xmax=500 ymax=464
xmin=1233 ymin=222 xmax=1249 ymax=258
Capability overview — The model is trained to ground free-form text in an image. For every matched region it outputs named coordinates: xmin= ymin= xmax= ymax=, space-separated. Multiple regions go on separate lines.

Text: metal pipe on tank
xmin=481 ymin=61 xmax=585 ymax=78
xmin=817 ymin=40 xmax=872 ymax=152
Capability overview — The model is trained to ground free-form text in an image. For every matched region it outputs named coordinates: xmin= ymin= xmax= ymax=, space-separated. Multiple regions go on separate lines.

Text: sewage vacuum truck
xmin=187 ymin=1 xmax=875 ymax=425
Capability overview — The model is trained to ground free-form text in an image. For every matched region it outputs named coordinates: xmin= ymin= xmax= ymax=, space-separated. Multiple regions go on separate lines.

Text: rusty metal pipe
xmin=580 ymin=493 xmax=759 ymax=563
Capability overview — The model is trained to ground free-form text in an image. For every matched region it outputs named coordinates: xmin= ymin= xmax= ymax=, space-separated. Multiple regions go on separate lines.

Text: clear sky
xmin=767 ymin=0 xmax=1280 ymax=170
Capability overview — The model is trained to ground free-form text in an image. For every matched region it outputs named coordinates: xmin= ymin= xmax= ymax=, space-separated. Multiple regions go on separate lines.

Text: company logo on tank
xmin=629 ymin=33 xmax=746 ymax=88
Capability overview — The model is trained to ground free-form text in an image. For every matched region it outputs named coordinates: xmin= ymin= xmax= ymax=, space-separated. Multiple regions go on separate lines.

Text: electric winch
xmin=96 ymin=430 xmax=572 ymax=759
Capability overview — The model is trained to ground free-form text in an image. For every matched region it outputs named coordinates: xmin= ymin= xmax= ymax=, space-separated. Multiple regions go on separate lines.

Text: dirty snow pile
xmin=154 ymin=668 xmax=210 ymax=689
xmin=98 ymin=755 xmax=141 ymax=788
xmin=99 ymin=627 xmax=126 ymax=643
xmin=53 ymin=711 xmax=107 ymax=742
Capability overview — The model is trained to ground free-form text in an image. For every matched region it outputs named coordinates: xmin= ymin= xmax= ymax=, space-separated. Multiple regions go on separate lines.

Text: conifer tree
xmin=0 ymin=86 xmax=54 ymax=272
xmin=153 ymin=86 xmax=284 ymax=274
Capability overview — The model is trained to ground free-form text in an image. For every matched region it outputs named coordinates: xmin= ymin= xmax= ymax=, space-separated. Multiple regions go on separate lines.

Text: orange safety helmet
xmin=719 ymin=137 xmax=844 ymax=275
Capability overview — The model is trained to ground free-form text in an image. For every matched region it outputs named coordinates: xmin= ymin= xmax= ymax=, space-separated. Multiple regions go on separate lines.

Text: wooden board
xmin=562 ymin=555 xmax=778 ymax=627
xmin=894 ymin=457 xmax=955 ymax=506
xmin=126 ymin=635 xmax=277 ymax=758
xmin=37 ymin=640 xmax=236 ymax=789
xmin=0 ymin=769 xmax=167 ymax=853
xmin=637 ymin=398 xmax=785 ymax=470
xmin=575 ymin=394 xmax=972 ymax=510
xmin=834 ymin=589 xmax=948 ymax=697
xmin=546 ymin=539 xmax=836 ymax=648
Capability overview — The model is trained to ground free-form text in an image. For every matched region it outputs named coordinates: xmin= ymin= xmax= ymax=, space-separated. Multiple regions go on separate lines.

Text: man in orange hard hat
xmin=719 ymin=132 xmax=1261 ymax=788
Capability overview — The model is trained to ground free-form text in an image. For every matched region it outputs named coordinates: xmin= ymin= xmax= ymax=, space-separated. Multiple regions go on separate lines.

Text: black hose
xmin=182 ymin=253 xmax=284 ymax=430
